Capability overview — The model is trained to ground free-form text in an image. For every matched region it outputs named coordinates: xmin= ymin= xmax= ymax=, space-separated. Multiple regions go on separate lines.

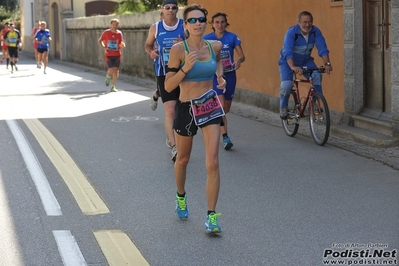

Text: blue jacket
xmin=278 ymin=24 xmax=329 ymax=66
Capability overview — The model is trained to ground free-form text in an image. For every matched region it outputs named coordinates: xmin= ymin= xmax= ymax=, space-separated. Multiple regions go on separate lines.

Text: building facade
xmin=189 ymin=0 xmax=399 ymax=139
xmin=20 ymin=0 xmax=118 ymax=59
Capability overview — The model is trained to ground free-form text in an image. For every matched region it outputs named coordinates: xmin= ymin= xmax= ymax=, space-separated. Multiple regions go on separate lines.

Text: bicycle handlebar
xmin=300 ymin=66 xmax=326 ymax=74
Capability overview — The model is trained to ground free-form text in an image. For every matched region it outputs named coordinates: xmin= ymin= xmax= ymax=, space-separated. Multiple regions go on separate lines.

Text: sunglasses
xmin=185 ymin=17 xmax=207 ymax=24
xmin=164 ymin=6 xmax=178 ymax=10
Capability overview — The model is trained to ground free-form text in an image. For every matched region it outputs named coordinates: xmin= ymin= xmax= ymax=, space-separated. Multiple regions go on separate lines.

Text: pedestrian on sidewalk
xmin=34 ymin=21 xmax=52 ymax=74
xmin=165 ymin=4 xmax=226 ymax=233
xmin=98 ymin=18 xmax=125 ymax=92
xmin=204 ymin=12 xmax=245 ymax=150
xmin=144 ymin=0 xmax=185 ymax=162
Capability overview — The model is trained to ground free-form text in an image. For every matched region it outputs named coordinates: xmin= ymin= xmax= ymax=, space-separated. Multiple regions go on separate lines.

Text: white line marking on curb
xmin=6 ymin=119 xmax=62 ymax=216
xmin=53 ymin=230 xmax=87 ymax=266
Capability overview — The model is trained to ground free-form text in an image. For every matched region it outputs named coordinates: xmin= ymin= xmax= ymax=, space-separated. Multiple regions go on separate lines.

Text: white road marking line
xmin=53 ymin=230 xmax=87 ymax=266
xmin=6 ymin=119 xmax=62 ymax=216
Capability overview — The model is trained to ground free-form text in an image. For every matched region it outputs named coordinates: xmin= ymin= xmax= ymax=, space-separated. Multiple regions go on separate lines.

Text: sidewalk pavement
xmin=16 ymin=52 xmax=399 ymax=171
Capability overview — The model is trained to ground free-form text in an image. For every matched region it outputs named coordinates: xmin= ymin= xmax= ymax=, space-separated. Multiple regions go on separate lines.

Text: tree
xmin=0 ymin=0 xmax=19 ymax=11
xmin=115 ymin=0 xmax=187 ymax=14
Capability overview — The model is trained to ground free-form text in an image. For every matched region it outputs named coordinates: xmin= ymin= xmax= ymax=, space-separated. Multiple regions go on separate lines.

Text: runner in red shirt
xmin=1 ymin=22 xmax=10 ymax=68
xmin=98 ymin=18 xmax=125 ymax=92
xmin=30 ymin=20 xmax=40 ymax=68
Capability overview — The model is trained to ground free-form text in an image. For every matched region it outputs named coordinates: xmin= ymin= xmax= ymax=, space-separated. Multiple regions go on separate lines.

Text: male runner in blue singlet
xmin=144 ymin=0 xmax=184 ymax=162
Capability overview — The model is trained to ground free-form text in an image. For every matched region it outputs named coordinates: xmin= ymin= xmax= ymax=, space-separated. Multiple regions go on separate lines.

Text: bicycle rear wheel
xmin=309 ymin=92 xmax=330 ymax=146
xmin=282 ymin=91 xmax=299 ymax=137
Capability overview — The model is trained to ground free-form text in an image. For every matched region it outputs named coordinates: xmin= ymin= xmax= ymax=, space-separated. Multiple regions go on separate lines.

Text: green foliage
xmin=0 ymin=0 xmax=18 ymax=11
xmin=114 ymin=0 xmax=146 ymax=14
xmin=115 ymin=0 xmax=187 ymax=14
xmin=0 ymin=6 xmax=20 ymax=31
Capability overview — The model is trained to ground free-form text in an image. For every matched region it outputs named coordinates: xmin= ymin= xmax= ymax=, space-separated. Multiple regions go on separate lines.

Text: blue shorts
xmin=212 ymin=71 xmax=237 ymax=101
xmin=37 ymin=48 xmax=49 ymax=53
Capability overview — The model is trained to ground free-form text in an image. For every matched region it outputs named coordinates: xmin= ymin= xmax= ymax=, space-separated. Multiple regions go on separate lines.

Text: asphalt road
xmin=0 ymin=53 xmax=398 ymax=266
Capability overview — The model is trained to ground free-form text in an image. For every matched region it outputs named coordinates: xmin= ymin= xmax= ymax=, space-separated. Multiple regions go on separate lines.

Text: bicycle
xmin=281 ymin=66 xmax=330 ymax=146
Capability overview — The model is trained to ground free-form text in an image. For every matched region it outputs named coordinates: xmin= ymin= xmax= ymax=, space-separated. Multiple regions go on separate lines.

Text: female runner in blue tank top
xmin=204 ymin=12 xmax=245 ymax=150
xmin=165 ymin=4 xmax=226 ymax=233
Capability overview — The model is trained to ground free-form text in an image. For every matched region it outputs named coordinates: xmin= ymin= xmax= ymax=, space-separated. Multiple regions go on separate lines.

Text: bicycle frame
xmin=293 ymin=76 xmax=315 ymax=118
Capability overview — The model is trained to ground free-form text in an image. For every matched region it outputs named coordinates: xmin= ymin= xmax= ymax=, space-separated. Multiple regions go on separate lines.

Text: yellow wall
xmin=187 ymin=0 xmax=344 ymax=112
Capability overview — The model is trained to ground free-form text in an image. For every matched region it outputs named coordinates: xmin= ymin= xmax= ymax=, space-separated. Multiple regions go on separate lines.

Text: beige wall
xmin=187 ymin=0 xmax=344 ymax=112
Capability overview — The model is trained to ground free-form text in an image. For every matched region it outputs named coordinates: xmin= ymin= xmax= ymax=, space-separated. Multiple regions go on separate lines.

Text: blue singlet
xmin=181 ymin=40 xmax=217 ymax=82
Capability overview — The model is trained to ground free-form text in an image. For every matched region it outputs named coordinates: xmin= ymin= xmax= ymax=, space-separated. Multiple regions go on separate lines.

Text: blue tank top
xmin=181 ymin=40 xmax=217 ymax=82
xmin=154 ymin=19 xmax=185 ymax=76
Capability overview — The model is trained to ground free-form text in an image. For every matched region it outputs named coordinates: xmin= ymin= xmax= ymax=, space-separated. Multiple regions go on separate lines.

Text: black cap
xmin=162 ymin=0 xmax=177 ymax=6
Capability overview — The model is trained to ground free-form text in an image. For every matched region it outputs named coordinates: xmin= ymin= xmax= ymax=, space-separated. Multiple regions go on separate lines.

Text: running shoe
xmin=36 ymin=62 xmax=39 ymax=68
xmin=223 ymin=136 xmax=233 ymax=150
xmin=166 ymin=138 xmax=173 ymax=149
xmin=171 ymin=145 xmax=177 ymax=162
xmin=110 ymin=86 xmax=117 ymax=92
xmin=150 ymin=95 xmax=158 ymax=111
xmin=204 ymin=212 xmax=222 ymax=233
xmin=105 ymin=76 xmax=111 ymax=86
xmin=38 ymin=63 xmax=42 ymax=69
xmin=175 ymin=193 xmax=189 ymax=219
xmin=14 ymin=64 xmax=18 ymax=71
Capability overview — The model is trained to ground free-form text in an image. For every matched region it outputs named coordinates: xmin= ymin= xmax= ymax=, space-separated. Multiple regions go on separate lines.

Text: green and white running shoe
xmin=105 ymin=76 xmax=111 ymax=86
xmin=204 ymin=212 xmax=222 ymax=233
xmin=175 ymin=193 xmax=189 ymax=219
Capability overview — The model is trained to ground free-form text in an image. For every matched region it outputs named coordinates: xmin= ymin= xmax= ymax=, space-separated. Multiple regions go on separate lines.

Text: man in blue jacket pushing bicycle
xmin=278 ymin=11 xmax=333 ymax=119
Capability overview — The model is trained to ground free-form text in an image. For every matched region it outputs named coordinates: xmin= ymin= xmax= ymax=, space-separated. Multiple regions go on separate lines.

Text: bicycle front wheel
xmin=282 ymin=91 xmax=299 ymax=137
xmin=309 ymin=92 xmax=330 ymax=146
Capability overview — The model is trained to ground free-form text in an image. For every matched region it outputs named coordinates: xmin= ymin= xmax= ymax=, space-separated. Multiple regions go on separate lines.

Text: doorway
xmin=364 ymin=0 xmax=391 ymax=120
xmin=51 ymin=3 xmax=60 ymax=59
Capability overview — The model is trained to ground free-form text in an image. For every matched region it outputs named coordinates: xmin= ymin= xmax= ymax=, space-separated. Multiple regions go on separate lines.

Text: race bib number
xmin=190 ymin=90 xmax=225 ymax=126
xmin=221 ymin=51 xmax=234 ymax=73
xmin=42 ymin=37 xmax=48 ymax=45
xmin=107 ymin=40 xmax=118 ymax=51
xmin=9 ymin=38 xmax=17 ymax=44
xmin=162 ymin=47 xmax=171 ymax=64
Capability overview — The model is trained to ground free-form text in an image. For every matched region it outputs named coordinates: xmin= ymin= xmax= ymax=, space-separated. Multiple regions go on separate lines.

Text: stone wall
xmin=391 ymin=0 xmax=399 ymax=136
xmin=64 ymin=11 xmax=178 ymax=80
